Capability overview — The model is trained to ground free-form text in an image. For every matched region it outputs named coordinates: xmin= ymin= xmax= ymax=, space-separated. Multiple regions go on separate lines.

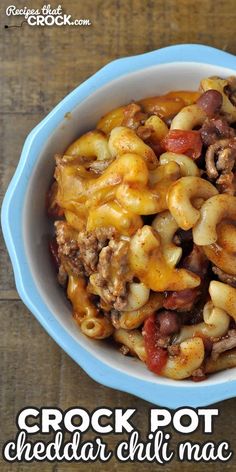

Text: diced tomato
xmin=162 ymin=129 xmax=202 ymax=159
xmin=143 ymin=314 xmax=168 ymax=375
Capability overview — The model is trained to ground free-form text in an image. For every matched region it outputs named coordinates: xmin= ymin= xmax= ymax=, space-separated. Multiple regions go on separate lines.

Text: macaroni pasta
xmin=48 ymin=74 xmax=236 ymax=381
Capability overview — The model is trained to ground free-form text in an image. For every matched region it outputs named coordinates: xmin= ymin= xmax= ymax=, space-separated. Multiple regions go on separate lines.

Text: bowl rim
xmin=2 ymin=44 xmax=236 ymax=408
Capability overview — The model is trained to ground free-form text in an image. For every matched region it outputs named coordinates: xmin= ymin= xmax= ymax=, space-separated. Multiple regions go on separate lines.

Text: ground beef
xmin=119 ymin=345 xmax=130 ymax=356
xmin=216 ymin=171 xmax=235 ymax=195
xmin=121 ymin=103 xmax=164 ymax=154
xmin=136 ymin=125 xmax=164 ymax=157
xmin=55 ymin=221 xmax=116 ymax=281
xmin=136 ymin=125 xmax=153 ymax=141
xmin=57 ymin=264 xmax=68 ymax=286
xmin=110 ymin=310 xmax=120 ymax=329
xmin=168 ymin=344 xmax=181 ymax=356
xmin=212 ymin=265 xmax=236 ymax=288
xmin=211 ymin=330 xmax=236 ymax=361
xmin=55 ymin=221 xmax=134 ymax=309
xmin=77 ymin=227 xmax=116 ymax=275
xmin=90 ymin=239 xmax=133 ymax=310
xmin=200 ymin=117 xmax=235 ymax=146
xmin=121 ymin=103 xmax=147 ymax=130
xmin=213 ymin=140 xmax=236 ymax=173
xmin=56 ymin=153 xmax=113 ymax=176
xmin=55 ymin=221 xmax=84 ymax=280
xmin=88 ymin=159 xmax=113 ymax=174
xmin=191 ymin=367 xmax=207 ymax=381
xmin=205 ymin=137 xmax=236 ymax=194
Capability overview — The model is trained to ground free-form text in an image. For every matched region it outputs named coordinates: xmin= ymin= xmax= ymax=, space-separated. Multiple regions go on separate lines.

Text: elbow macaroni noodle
xmin=206 ymin=349 xmax=236 ymax=374
xmin=193 ymin=195 xmax=236 ymax=274
xmin=129 ymin=225 xmax=200 ymax=291
xmin=173 ymin=301 xmax=230 ymax=344
xmin=109 ymin=126 xmax=158 ymax=168
xmin=167 ymin=176 xmax=218 ymax=230
xmin=170 ymin=104 xmax=207 ymax=130
xmin=117 ymin=293 xmax=164 ymax=330
xmin=152 ymin=211 xmax=182 ymax=267
xmin=161 ymin=337 xmax=205 ymax=380
xmin=193 ymin=194 xmax=236 ymax=245
xmin=124 ymin=282 xmax=150 ymax=311
xmin=159 ymin=152 xmax=200 ymax=177
xmin=48 ymin=74 xmax=236 ymax=380
xmin=143 ymin=115 xmax=169 ymax=141
xmin=66 ymin=130 xmax=111 ymax=161
xmin=209 ymin=281 xmax=236 ymax=320
xmin=113 ymin=328 xmax=147 ymax=362
xmin=67 ymin=275 xmax=114 ymax=339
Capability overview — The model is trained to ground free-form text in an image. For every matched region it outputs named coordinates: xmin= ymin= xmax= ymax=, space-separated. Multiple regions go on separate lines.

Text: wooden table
xmin=1 ymin=1 xmax=236 ymax=470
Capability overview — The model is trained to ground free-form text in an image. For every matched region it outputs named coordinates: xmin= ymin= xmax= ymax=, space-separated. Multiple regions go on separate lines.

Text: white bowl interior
xmin=23 ymin=61 xmax=236 ymax=388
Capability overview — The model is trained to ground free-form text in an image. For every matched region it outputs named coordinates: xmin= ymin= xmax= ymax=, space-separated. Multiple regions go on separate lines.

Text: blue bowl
xmin=2 ymin=44 xmax=236 ymax=408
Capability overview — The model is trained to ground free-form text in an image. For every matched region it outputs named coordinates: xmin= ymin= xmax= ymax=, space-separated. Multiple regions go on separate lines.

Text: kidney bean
xmin=158 ymin=310 xmax=181 ymax=336
xmin=197 ymin=90 xmax=223 ymax=117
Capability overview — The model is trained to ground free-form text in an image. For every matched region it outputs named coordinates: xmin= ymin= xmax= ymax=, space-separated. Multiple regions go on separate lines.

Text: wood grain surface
xmin=1 ymin=1 xmax=236 ymax=470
